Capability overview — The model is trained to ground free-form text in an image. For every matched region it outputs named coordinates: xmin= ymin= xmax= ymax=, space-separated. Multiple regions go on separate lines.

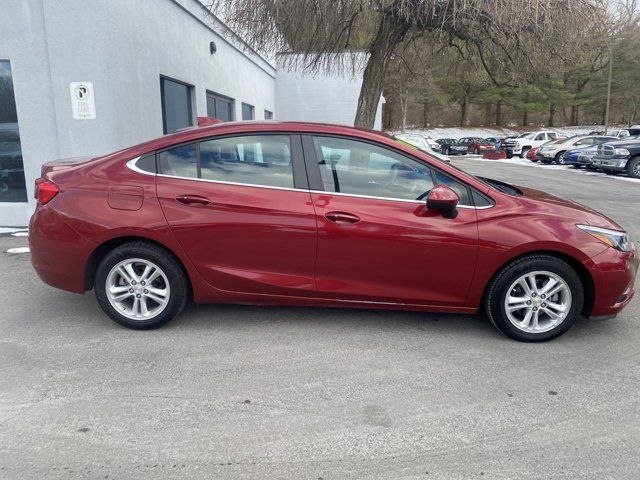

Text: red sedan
xmin=29 ymin=122 xmax=637 ymax=342
xmin=526 ymin=146 xmax=542 ymax=162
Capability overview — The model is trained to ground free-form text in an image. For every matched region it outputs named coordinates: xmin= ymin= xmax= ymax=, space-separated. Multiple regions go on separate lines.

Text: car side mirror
xmin=426 ymin=185 xmax=460 ymax=219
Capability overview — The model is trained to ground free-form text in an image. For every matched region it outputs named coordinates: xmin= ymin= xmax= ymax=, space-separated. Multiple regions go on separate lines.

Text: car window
xmin=313 ymin=136 xmax=435 ymax=202
xmin=158 ymin=143 xmax=198 ymax=179
xmin=619 ymin=130 xmax=630 ymax=138
xmin=312 ymin=136 xmax=475 ymax=206
xmin=199 ymin=135 xmax=293 ymax=188
xmin=535 ymin=134 xmax=545 ymax=140
xmin=433 ymin=171 xmax=471 ymax=205
xmin=576 ymin=138 xmax=594 ymax=146
xmin=547 ymin=133 xmax=557 ymax=139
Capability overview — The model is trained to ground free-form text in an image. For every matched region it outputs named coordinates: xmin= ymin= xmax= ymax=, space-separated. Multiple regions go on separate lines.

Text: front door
xmin=156 ymin=134 xmax=318 ymax=297
xmin=304 ymin=135 xmax=479 ymax=306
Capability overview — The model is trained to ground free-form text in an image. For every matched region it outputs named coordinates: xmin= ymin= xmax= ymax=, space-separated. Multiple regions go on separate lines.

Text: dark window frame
xmin=159 ymin=75 xmax=194 ymax=134
xmin=206 ymin=90 xmax=235 ymax=122
xmin=241 ymin=102 xmax=255 ymax=120
xmin=0 ymin=59 xmax=28 ymax=202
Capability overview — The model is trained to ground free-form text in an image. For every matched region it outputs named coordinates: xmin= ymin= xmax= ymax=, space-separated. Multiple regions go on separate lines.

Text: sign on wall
xmin=69 ymin=82 xmax=96 ymax=120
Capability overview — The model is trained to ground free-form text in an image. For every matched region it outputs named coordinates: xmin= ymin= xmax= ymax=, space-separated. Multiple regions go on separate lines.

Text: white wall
xmin=0 ymin=0 xmax=276 ymax=225
xmin=275 ymin=52 xmax=383 ymax=130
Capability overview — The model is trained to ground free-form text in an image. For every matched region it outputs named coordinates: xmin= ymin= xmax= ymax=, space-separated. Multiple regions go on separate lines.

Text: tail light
xmin=34 ymin=178 xmax=59 ymax=205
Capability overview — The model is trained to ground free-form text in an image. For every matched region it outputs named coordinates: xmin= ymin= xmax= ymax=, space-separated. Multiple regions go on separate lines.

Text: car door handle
xmin=176 ymin=194 xmax=211 ymax=206
xmin=325 ymin=211 xmax=360 ymax=224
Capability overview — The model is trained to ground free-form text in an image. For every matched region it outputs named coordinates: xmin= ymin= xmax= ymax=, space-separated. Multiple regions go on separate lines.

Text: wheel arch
xmin=480 ymin=250 xmax=595 ymax=318
xmin=84 ymin=235 xmax=193 ymax=298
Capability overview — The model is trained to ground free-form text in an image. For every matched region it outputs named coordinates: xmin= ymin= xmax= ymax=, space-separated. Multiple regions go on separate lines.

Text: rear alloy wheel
xmin=485 ymin=255 xmax=583 ymax=342
xmin=95 ymin=242 xmax=188 ymax=329
xmin=626 ymin=156 xmax=640 ymax=179
xmin=520 ymin=147 xmax=530 ymax=159
xmin=554 ymin=151 xmax=566 ymax=164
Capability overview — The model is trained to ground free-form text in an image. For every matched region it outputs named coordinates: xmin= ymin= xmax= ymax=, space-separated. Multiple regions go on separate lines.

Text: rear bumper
xmin=587 ymin=244 xmax=639 ymax=318
xmin=29 ymin=205 xmax=94 ymax=294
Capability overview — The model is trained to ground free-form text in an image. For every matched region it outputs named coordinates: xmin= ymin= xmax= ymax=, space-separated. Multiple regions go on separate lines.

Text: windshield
xmin=518 ymin=132 xmax=534 ymax=139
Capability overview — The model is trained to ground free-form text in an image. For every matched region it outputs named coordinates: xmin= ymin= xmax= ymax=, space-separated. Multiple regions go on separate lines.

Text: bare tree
xmin=208 ymin=0 xmax=603 ymax=129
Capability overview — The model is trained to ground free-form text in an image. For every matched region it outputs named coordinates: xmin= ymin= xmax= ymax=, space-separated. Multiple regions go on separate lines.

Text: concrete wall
xmin=275 ymin=52 xmax=383 ymax=130
xmin=0 ymin=0 xmax=276 ymax=225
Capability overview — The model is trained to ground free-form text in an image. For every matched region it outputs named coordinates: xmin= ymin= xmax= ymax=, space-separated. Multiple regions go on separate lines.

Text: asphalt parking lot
xmin=1 ymin=158 xmax=639 ymax=479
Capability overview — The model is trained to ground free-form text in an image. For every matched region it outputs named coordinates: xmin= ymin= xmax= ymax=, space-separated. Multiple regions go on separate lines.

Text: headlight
xmin=577 ymin=225 xmax=632 ymax=252
xmin=614 ymin=148 xmax=630 ymax=155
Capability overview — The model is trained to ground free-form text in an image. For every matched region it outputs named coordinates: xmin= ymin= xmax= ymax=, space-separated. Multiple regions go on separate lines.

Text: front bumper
xmin=587 ymin=243 xmax=639 ymax=318
xmin=592 ymin=156 xmax=628 ymax=171
xmin=578 ymin=155 xmax=595 ymax=166
xmin=505 ymin=146 xmax=522 ymax=155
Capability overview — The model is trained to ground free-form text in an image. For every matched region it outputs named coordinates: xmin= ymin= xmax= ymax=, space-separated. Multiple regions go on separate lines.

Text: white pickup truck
xmin=503 ymin=131 xmax=559 ymax=158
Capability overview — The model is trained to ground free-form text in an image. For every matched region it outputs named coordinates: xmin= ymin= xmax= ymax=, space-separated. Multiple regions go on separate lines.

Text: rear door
xmin=156 ymin=133 xmax=318 ymax=297
xmin=302 ymin=135 xmax=480 ymax=306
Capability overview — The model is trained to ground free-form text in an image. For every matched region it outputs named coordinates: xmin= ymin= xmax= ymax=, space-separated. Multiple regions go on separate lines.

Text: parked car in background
xmin=538 ymin=135 xmax=616 ymax=164
xmin=608 ymin=128 xmax=640 ymax=139
xmin=394 ymin=134 xmax=450 ymax=163
xmin=484 ymin=137 xmax=502 ymax=149
xmin=29 ymin=120 xmax=638 ymax=342
xmin=503 ymin=131 xmax=559 ymax=158
xmin=423 ymin=136 xmax=440 ymax=151
xmin=592 ymin=138 xmax=640 ymax=178
xmin=436 ymin=138 xmax=468 ymax=155
xmin=394 ymin=134 xmax=433 ymax=153
xmin=458 ymin=137 xmax=497 ymax=155
xmin=525 ymin=146 xmax=542 ymax=162
xmin=562 ymin=137 xmax=617 ymax=168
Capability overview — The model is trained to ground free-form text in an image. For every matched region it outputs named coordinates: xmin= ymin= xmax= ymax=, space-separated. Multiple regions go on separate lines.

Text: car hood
xmin=601 ymin=139 xmax=640 ymax=148
xmin=513 ymin=184 xmax=624 ymax=230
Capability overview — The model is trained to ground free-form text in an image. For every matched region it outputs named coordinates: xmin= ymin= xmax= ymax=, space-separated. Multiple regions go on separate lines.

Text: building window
xmin=160 ymin=76 xmax=193 ymax=134
xmin=0 ymin=60 xmax=27 ymax=202
xmin=264 ymin=110 xmax=273 ymax=120
xmin=241 ymin=103 xmax=254 ymax=120
xmin=206 ymin=91 xmax=234 ymax=122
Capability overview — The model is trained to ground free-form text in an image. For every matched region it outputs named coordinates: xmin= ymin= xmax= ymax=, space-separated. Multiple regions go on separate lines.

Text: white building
xmin=0 ymin=0 xmax=380 ymax=226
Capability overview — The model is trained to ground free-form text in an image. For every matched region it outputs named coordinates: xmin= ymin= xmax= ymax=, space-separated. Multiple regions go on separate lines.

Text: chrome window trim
xmin=126 ymin=156 xmax=153 ymax=175
xmin=126 ymin=156 xmax=494 ymax=209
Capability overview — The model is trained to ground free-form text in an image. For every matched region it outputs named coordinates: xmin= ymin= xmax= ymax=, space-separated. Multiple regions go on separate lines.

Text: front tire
xmin=95 ymin=242 xmax=189 ymax=329
xmin=554 ymin=151 xmax=566 ymax=164
xmin=484 ymin=255 xmax=584 ymax=342
xmin=626 ymin=156 xmax=640 ymax=178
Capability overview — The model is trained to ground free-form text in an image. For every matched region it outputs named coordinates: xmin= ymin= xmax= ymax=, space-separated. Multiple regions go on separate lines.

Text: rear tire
xmin=626 ymin=156 xmax=640 ymax=178
xmin=520 ymin=147 xmax=530 ymax=159
xmin=95 ymin=242 xmax=189 ymax=329
xmin=484 ymin=255 xmax=583 ymax=342
xmin=554 ymin=151 xmax=566 ymax=164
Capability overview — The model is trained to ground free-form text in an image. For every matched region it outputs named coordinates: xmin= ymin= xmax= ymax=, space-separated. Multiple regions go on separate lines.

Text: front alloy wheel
xmin=504 ymin=271 xmax=571 ymax=334
xmin=485 ymin=255 xmax=584 ymax=342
